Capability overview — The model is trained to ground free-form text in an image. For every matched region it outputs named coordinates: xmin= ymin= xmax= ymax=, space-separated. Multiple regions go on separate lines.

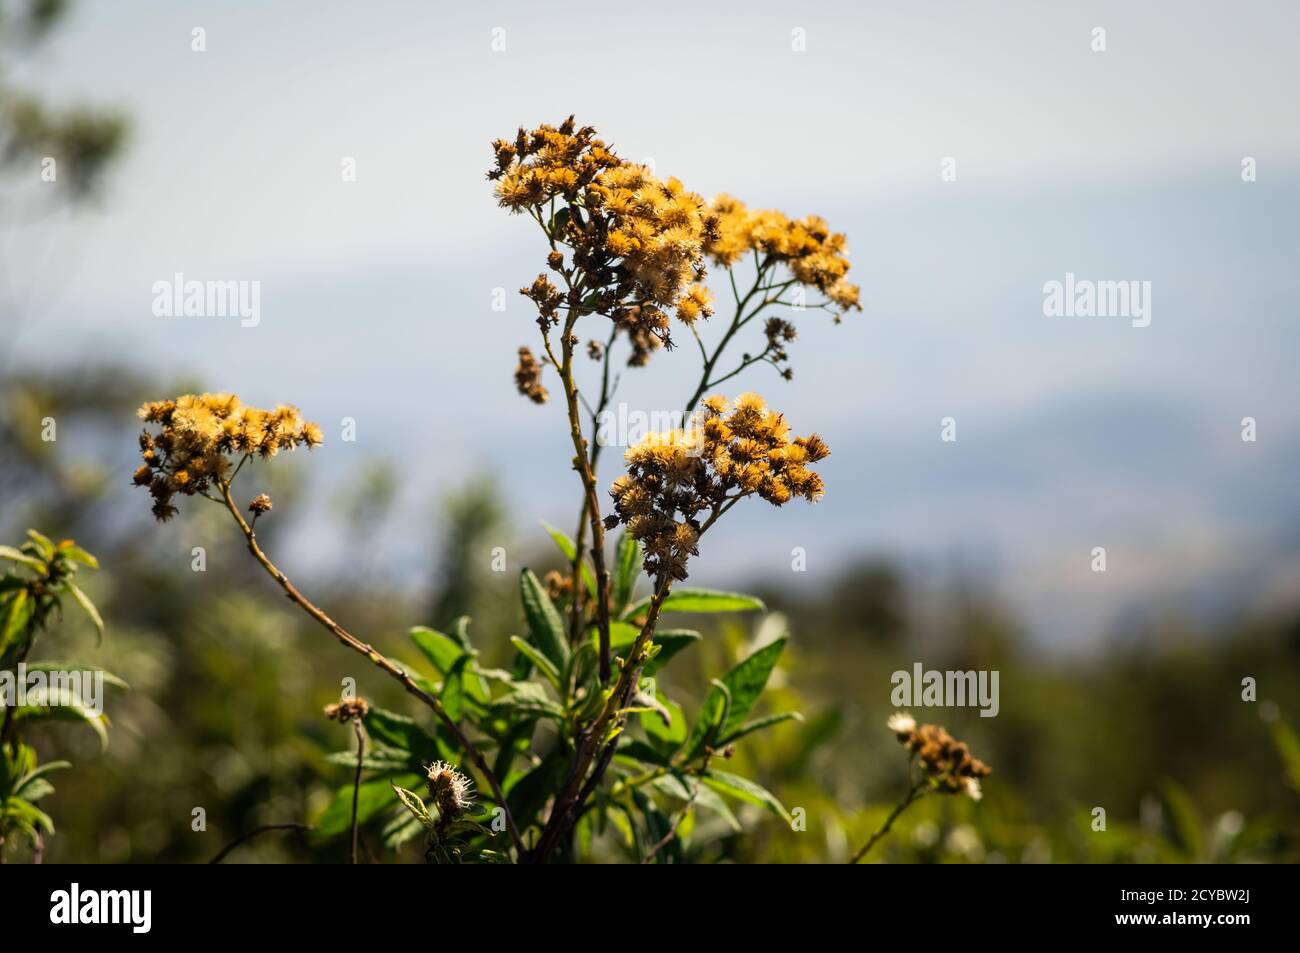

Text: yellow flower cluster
xmin=587 ymin=164 xmax=714 ymax=311
xmin=489 ymin=118 xmax=717 ymax=358
xmin=609 ymin=393 xmax=829 ymax=580
xmin=488 ymin=117 xmax=620 ymax=212
xmin=706 ymin=194 xmax=862 ymax=314
xmin=887 ymin=713 xmax=991 ymax=800
xmin=133 ymin=394 xmax=321 ymax=521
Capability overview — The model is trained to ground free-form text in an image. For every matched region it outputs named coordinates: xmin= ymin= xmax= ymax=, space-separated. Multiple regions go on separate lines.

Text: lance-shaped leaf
xmin=509 ymin=635 xmax=561 ymax=689
xmin=520 ymin=569 xmax=569 ymax=670
xmin=621 ymin=587 xmax=764 ymax=621
xmin=65 ymin=582 xmax=104 ymax=643
xmin=391 ymin=784 xmax=438 ymax=833
xmin=718 ymin=710 xmax=804 ymax=746
xmin=714 ymin=636 xmax=787 ymax=738
xmin=683 ymin=679 xmax=731 ymax=760
xmin=610 ymin=532 xmax=641 ymax=616
xmin=0 ymin=545 xmax=44 ymax=572
xmin=701 ymin=768 xmax=791 ymax=823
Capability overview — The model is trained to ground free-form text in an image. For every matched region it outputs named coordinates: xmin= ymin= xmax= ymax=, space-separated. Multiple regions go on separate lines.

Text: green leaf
xmin=21 ymin=661 xmax=128 ymax=691
xmin=409 ymin=626 xmax=463 ymax=674
xmin=602 ymin=620 xmax=643 ymax=649
xmin=17 ymin=777 xmax=56 ymax=802
xmin=312 ymin=775 xmax=419 ymax=840
xmin=362 ymin=707 xmax=443 ymax=763
xmin=541 ymin=522 xmax=596 ymax=598
xmin=506 ymin=749 xmax=569 ymax=828
xmin=714 ymin=637 xmax=787 ymax=738
xmin=1160 ymin=780 xmax=1204 ymax=861
xmin=391 ymin=784 xmax=438 ymax=832
xmin=13 ymin=690 xmax=109 ymax=750
xmin=0 ymin=588 xmax=33 ymax=657
xmin=13 ymin=760 xmax=71 ymax=800
xmin=321 ymin=747 xmax=416 ymax=773
xmin=701 ymin=768 xmax=791 ymax=823
xmin=25 ymin=530 xmax=56 ymax=559
xmin=0 ymin=546 xmax=44 ymax=572
xmin=683 ymin=679 xmax=731 ymax=760
xmin=449 ymin=615 xmax=474 ymax=652
xmin=407 ymin=627 xmax=488 ymax=703
xmin=611 ymin=532 xmax=641 ymax=616
xmin=509 ymin=635 xmax=561 ymax=689
xmin=677 ymin=637 xmax=789 ymax=754
xmin=58 ymin=543 xmax=99 ymax=569
xmin=621 ymin=588 xmax=765 ymax=620
xmin=688 ymin=778 xmax=743 ymax=831
xmin=1269 ymin=719 xmax=1300 ymax=791
xmin=718 ymin=711 xmax=804 ymax=745
xmin=520 ymin=569 xmax=569 ymax=670
xmin=65 ymin=582 xmax=104 ymax=643
xmin=440 ymin=654 xmax=469 ymax=722
xmin=490 ymin=681 xmax=565 ymax=722
xmin=641 ymin=693 xmax=687 ymax=753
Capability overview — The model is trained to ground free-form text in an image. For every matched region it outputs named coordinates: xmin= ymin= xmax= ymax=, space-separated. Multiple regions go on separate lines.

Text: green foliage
xmin=0 ymin=532 xmax=120 ymax=859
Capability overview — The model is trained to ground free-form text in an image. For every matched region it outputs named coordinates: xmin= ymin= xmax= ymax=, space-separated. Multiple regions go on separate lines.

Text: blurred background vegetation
xmin=3 ymin=0 xmax=1299 ymax=863
xmin=3 ymin=371 xmax=1299 ymax=863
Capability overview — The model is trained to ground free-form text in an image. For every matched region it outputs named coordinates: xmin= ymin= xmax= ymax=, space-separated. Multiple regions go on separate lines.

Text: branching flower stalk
xmin=134 ymin=117 xmax=866 ymax=864
xmin=489 ymin=118 xmax=856 ymax=862
xmin=131 ymin=395 xmax=528 ymax=857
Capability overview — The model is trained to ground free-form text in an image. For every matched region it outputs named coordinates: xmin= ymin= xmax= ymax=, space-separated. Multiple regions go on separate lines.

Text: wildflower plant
xmin=0 ymin=532 xmax=121 ymax=861
xmin=133 ymin=118 xmax=874 ymax=863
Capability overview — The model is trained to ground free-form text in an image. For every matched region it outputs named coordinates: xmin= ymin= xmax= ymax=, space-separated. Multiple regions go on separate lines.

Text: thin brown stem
xmin=641 ymin=785 xmax=698 ymax=864
xmin=349 ymin=719 xmax=365 ymax=864
xmin=550 ymin=303 xmax=613 ymax=683
xmin=529 ymin=576 xmax=674 ymax=863
xmin=850 ymin=779 xmax=927 ymax=864
xmin=208 ymin=823 xmax=312 ymax=864
xmin=215 ymin=478 xmax=525 ymax=861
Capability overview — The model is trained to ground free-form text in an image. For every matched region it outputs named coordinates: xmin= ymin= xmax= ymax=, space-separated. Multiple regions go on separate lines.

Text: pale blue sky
xmin=6 ymin=0 xmax=1300 ymax=648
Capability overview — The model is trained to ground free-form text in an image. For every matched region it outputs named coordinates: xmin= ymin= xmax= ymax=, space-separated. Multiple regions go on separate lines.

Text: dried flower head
xmin=248 ymin=494 xmax=273 ymax=515
xmin=425 ymin=760 xmax=474 ymax=819
xmin=888 ymin=713 xmax=991 ymax=799
xmin=543 ymin=568 xmax=573 ymax=604
xmin=514 ymin=346 xmax=548 ymax=404
xmin=705 ymin=194 xmax=861 ymax=318
xmin=324 ymin=697 xmax=370 ymax=723
xmin=609 ymin=393 xmax=828 ymax=580
xmin=133 ymin=394 xmax=320 ymax=521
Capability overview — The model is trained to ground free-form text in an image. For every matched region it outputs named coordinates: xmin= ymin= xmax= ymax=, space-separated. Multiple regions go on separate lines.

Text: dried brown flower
xmin=325 ymin=697 xmax=370 ymax=723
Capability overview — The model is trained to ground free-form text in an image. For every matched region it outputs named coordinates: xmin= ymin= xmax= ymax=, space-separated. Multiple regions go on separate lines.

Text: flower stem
xmin=214 ymin=478 xmax=526 ymax=861
xmin=850 ymin=779 xmax=927 ymax=864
